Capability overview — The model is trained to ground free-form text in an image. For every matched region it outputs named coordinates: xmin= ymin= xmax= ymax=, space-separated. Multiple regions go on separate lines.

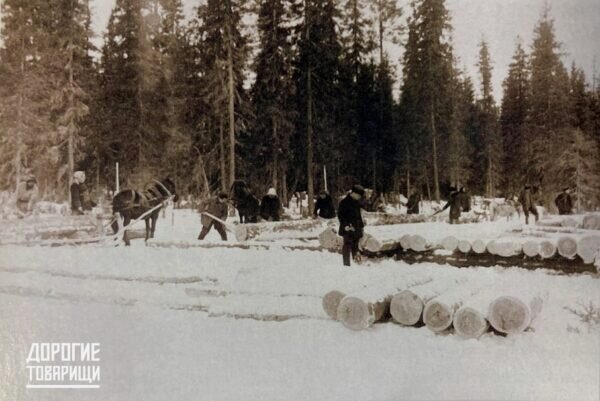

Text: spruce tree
xmin=476 ymin=40 xmax=502 ymax=197
xmin=500 ymin=39 xmax=530 ymax=195
xmin=399 ymin=0 xmax=453 ymax=201
xmin=251 ymin=0 xmax=295 ymax=196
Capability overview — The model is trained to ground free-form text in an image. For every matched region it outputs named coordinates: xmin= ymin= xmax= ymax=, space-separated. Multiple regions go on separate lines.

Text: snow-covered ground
xmin=0 ymin=209 xmax=599 ymax=401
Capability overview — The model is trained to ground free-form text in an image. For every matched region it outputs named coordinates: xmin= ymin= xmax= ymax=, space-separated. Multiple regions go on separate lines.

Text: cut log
xmin=457 ymin=240 xmax=471 ymax=254
xmin=389 ymin=276 xmax=467 ymax=326
xmin=337 ymin=294 xmax=389 ymax=331
xmin=361 ymin=233 xmax=402 ymax=253
xmin=453 ymin=306 xmax=489 ymax=339
xmin=322 ymin=290 xmax=346 ymax=320
xmin=409 ymin=234 xmax=429 ymax=252
xmin=539 ymin=240 xmax=557 ymax=259
xmin=582 ymin=214 xmax=600 ymax=230
xmin=488 ymin=295 xmax=543 ymax=334
xmin=441 ymin=236 xmax=458 ymax=252
xmin=471 ymin=239 xmax=487 ymax=254
xmin=400 ymin=234 xmax=412 ymax=250
xmin=423 ymin=300 xmax=456 ymax=332
xmin=489 ymin=239 xmax=523 ymax=258
xmin=576 ymin=235 xmax=600 ymax=264
xmin=422 ymin=283 xmax=485 ymax=333
xmin=486 ymin=240 xmax=497 ymax=255
xmin=339 ymin=275 xmax=433 ymax=330
xmin=557 ymin=236 xmax=578 ymax=259
xmin=562 ymin=217 xmax=579 ymax=228
xmin=318 ymin=228 xmax=342 ymax=250
xmin=236 ymin=219 xmax=325 ymax=241
xmin=522 ymin=240 xmax=540 ymax=258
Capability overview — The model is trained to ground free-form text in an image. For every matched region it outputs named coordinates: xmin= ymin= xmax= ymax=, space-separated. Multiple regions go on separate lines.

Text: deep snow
xmin=0 ymin=209 xmax=599 ymax=401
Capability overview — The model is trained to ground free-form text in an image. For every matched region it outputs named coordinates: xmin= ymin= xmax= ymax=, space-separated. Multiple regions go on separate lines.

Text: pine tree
xmin=500 ymin=39 xmax=530 ymax=195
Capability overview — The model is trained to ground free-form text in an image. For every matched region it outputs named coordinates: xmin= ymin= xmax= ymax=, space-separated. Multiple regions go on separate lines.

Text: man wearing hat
xmin=314 ymin=190 xmax=336 ymax=219
xmin=519 ymin=184 xmax=539 ymax=224
xmin=198 ymin=192 xmax=229 ymax=240
xmin=338 ymin=185 xmax=365 ymax=266
xmin=260 ymin=187 xmax=282 ymax=221
xmin=15 ymin=175 xmax=39 ymax=216
xmin=555 ymin=187 xmax=573 ymax=215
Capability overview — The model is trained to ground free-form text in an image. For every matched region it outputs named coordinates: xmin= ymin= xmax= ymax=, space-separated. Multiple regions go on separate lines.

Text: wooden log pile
xmin=318 ymin=214 xmax=600 ymax=271
xmin=0 ymin=215 xmax=104 ymax=244
xmin=325 ymin=276 xmax=544 ymax=338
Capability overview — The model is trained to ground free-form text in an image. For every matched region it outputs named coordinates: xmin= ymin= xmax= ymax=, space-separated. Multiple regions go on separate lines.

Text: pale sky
xmin=3 ymin=0 xmax=599 ymax=99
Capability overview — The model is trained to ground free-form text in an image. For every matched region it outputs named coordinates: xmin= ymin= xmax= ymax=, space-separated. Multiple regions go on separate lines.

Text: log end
xmin=472 ymin=239 xmax=487 ymax=254
xmin=453 ymin=306 xmax=489 ymax=339
xmin=457 ymin=240 xmax=472 ymax=254
xmin=322 ymin=290 xmax=346 ymax=320
xmin=557 ymin=236 xmax=578 ymax=259
xmin=488 ymin=296 xmax=531 ymax=334
xmin=234 ymin=225 xmax=248 ymax=242
xmin=442 ymin=236 xmax=458 ymax=252
xmin=523 ymin=240 xmax=540 ymax=258
xmin=390 ymin=290 xmax=424 ymax=326
xmin=423 ymin=300 xmax=454 ymax=332
xmin=410 ymin=235 xmax=427 ymax=252
xmin=337 ymin=296 xmax=374 ymax=331
xmin=539 ymin=240 xmax=557 ymax=259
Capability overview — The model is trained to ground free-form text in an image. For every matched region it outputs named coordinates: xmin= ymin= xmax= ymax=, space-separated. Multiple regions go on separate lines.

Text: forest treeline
xmin=1 ymin=0 xmax=599 ymax=211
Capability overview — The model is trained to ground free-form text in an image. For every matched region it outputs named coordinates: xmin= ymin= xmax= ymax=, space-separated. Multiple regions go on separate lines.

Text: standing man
xmin=260 ymin=187 xmax=282 ymax=221
xmin=198 ymin=192 xmax=229 ymax=240
xmin=438 ymin=187 xmax=462 ymax=224
xmin=406 ymin=189 xmax=420 ymax=214
xmin=15 ymin=175 xmax=39 ymax=216
xmin=338 ymin=185 xmax=365 ymax=266
xmin=314 ymin=190 xmax=336 ymax=219
xmin=70 ymin=171 xmax=91 ymax=215
xmin=519 ymin=184 xmax=539 ymax=224
xmin=555 ymin=187 xmax=573 ymax=215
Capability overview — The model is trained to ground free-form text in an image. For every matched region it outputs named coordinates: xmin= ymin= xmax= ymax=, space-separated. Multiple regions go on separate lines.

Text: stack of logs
xmin=319 ymin=214 xmax=600 ymax=269
xmin=323 ymin=276 xmax=543 ymax=339
xmin=0 ymin=215 xmax=105 ymax=244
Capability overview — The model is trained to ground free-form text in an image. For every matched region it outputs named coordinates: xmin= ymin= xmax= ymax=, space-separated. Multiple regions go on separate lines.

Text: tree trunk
xmin=67 ymin=11 xmax=75 ymax=205
xmin=431 ymin=110 xmax=440 ymax=202
xmin=219 ymin=117 xmax=227 ymax=191
xmin=272 ymin=117 xmax=279 ymax=190
xmin=306 ymin=75 xmax=314 ymax=215
xmin=226 ymin=13 xmax=236 ymax=187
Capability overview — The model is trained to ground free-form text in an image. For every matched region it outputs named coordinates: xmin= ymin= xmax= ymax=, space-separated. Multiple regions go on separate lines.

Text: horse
xmin=111 ymin=177 xmax=177 ymax=245
xmin=230 ymin=179 xmax=259 ymax=224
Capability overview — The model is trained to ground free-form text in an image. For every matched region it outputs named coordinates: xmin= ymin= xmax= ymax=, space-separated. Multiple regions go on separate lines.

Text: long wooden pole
xmin=115 ymin=162 xmax=120 ymax=193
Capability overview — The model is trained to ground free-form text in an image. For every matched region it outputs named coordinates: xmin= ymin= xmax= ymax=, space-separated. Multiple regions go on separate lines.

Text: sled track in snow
xmin=0 ymin=266 xmax=219 ymax=285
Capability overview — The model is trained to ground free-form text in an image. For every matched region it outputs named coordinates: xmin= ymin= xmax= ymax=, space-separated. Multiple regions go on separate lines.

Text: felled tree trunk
xmin=322 ymin=290 xmax=346 ymax=320
xmin=557 ymin=236 xmax=578 ymax=259
xmin=389 ymin=276 xmax=468 ymax=326
xmin=488 ymin=295 xmax=543 ymax=334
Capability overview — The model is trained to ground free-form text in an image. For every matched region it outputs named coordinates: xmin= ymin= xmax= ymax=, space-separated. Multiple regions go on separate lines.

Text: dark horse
xmin=230 ymin=180 xmax=259 ymax=223
xmin=111 ymin=178 xmax=177 ymax=245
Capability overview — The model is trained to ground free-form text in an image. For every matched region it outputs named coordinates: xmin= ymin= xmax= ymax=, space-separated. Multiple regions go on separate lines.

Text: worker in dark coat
xmin=406 ymin=189 xmax=420 ymax=214
xmin=314 ymin=190 xmax=336 ymax=219
xmin=519 ymin=184 xmax=539 ymax=224
xmin=459 ymin=187 xmax=471 ymax=212
xmin=260 ymin=187 xmax=282 ymax=221
xmin=555 ymin=188 xmax=573 ymax=215
xmin=438 ymin=187 xmax=463 ymax=224
xmin=15 ymin=175 xmax=39 ymax=216
xmin=70 ymin=171 xmax=94 ymax=215
xmin=338 ymin=185 xmax=365 ymax=266
xmin=198 ymin=192 xmax=229 ymax=240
